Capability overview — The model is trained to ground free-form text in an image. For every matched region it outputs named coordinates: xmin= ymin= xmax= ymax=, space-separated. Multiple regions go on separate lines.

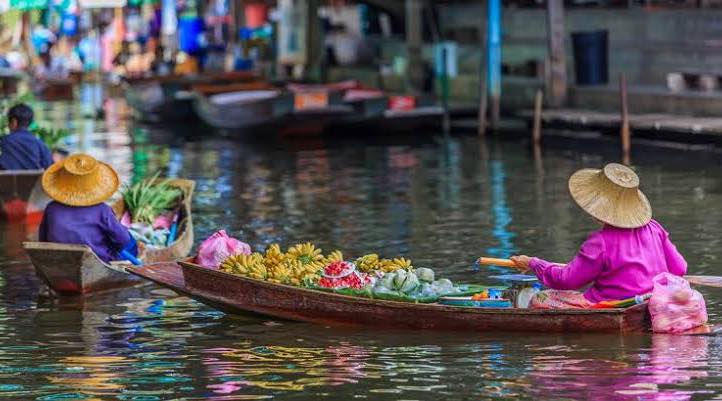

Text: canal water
xmin=0 ymin=93 xmax=721 ymax=400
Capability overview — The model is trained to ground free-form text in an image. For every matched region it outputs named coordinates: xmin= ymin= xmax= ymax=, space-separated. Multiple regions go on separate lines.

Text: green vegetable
xmin=393 ymin=269 xmax=407 ymax=289
xmin=399 ymin=272 xmax=419 ymax=293
xmin=0 ymin=93 xmax=72 ymax=151
xmin=121 ymin=172 xmax=181 ymax=224
xmin=431 ymin=278 xmax=454 ymax=295
xmin=32 ymin=127 xmax=72 ymax=151
xmin=416 ymin=267 xmax=435 ymax=283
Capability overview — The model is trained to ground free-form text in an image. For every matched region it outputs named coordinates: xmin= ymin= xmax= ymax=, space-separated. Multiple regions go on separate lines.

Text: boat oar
xmin=477 ymin=257 xmax=722 ymax=288
xmin=119 ymin=249 xmax=142 ymax=266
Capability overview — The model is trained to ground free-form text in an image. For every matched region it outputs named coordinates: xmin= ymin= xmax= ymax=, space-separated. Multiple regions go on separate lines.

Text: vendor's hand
xmin=510 ymin=255 xmax=532 ymax=273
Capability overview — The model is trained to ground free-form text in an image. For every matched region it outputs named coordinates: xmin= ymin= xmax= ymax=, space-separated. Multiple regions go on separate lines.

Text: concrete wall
xmin=439 ymin=6 xmax=722 ymax=86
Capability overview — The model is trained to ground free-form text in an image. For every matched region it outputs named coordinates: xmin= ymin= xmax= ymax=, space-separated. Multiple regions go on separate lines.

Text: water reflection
xmin=0 ymin=95 xmax=719 ymax=399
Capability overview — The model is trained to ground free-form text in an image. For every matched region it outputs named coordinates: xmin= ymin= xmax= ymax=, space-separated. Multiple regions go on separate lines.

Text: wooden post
xmin=487 ymin=0 xmax=501 ymax=129
xmin=478 ymin=76 xmax=488 ymax=136
xmin=478 ymin=1 xmax=488 ymax=136
xmin=620 ymin=73 xmax=631 ymax=165
xmin=532 ymin=89 xmax=543 ymax=146
xmin=406 ymin=0 xmax=424 ymax=94
xmin=545 ymin=0 xmax=568 ymax=107
xmin=305 ymin=0 xmax=323 ymax=81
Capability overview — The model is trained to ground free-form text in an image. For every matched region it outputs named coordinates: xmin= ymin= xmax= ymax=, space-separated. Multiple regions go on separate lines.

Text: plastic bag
xmin=196 ymin=230 xmax=251 ymax=269
xmin=648 ymin=273 xmax=707 ymax=334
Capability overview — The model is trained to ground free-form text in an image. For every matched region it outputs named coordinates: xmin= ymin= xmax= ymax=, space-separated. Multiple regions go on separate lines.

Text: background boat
xmin=193 ymin=89 xmax=294 ymax=130
xmin=24 ymin=179 xmax=195 ymax=295
xmin=0 ymin=169 xmax=51 ymax=224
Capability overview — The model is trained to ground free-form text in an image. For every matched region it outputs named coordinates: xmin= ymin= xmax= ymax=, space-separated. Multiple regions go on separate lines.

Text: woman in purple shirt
xmin=510 ymin=163 xmax=687 ymax=309
xmin=39 ymin=153 xmax=138 ymax=262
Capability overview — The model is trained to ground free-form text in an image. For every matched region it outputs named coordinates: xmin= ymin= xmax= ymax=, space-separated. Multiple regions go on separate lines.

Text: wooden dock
xmin=519 ymin=109 xmax=722 ymax=136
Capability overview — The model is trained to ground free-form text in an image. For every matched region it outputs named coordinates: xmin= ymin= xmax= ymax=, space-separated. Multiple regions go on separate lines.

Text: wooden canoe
xmin=33 ymin=78 xmax=75 ymax=101
xmin=130 ymin=259 xmax=651 ymax=333
xmin=23 ymin=179 xmax=195 ymax=295
xmin=0 ymin=169 xmax=51 ymax=223
xmin=193 ymin=90 xmax=294 ymax=130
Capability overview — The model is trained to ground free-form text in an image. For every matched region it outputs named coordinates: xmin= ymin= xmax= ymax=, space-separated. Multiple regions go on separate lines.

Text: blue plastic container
xmin=571 ymin=30 xmax=608 ymax=86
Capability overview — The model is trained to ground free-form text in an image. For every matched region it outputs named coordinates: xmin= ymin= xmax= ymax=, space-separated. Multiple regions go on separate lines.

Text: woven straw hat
xmin=568 ymin=163 xmax=652 ymax=229
xmin=42 ymin=154 xmax=119 ymax=207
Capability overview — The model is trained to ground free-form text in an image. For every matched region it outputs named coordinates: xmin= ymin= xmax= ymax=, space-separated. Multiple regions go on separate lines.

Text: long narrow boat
xmin=23 ymin=179 xmax=195 ymax=295
xmin=130 ymin=259 xmax=651 ymax=333
xmin=193 ymin=89 xmax=294 ymax=130
xmin=0 ymin=170 xmax=51 ymax=223
xmin=125 ymin=71 xmax=258 ymax=122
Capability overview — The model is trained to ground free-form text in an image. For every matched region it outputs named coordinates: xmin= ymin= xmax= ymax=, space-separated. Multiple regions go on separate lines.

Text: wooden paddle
xmin=477 ymin=257 xmax=722 ymax=288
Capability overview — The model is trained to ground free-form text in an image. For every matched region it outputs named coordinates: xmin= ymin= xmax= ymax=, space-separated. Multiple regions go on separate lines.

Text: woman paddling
xmin=510 ymin=163 xmax=687 ymax=309
xmin=38 ymin=153 xmax=139 ymax=263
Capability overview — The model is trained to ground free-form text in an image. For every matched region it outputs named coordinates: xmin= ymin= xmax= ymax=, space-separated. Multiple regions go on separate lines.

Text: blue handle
xmin=119 ymin=250 xmax=142 ymax=266
xmin=166 ymin=222 xmax=178 ymax=247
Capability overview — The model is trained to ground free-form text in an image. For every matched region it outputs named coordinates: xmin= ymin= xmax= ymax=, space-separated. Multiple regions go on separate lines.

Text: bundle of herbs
xmin=121 ymin=173 xmax=182 ymax=224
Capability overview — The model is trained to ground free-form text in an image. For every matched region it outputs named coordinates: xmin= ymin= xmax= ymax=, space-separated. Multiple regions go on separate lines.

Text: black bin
xmin=571 ymin=30 xmax=608 ymax=86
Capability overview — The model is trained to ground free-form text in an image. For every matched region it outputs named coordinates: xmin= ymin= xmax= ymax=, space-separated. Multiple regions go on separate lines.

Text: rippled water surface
xmin=1 ymin=89 xmax=722 ymax=400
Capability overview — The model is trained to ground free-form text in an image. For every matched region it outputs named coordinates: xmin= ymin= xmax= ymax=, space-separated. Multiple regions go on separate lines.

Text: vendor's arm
xmin=528 ymin=232 xmax=606 ymax=290
xmin=661 ymin=228 xmax=687 ymax=276
xmin=101 ymin=205 xmax=133 ymax=250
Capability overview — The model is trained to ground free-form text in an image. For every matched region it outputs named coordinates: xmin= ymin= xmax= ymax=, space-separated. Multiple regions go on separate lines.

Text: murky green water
xmin=0 ymin=87 xmax=721 ymax=400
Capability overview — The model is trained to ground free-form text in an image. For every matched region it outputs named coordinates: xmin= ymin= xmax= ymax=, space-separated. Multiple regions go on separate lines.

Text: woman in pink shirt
xmin=510 ymin=163 xmax=687 ymax=309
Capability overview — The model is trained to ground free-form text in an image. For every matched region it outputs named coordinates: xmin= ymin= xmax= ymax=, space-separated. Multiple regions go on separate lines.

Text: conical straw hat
xmin=42 ymin=154 xmax=119 ymax=207
xmin=568 ymin=163 xmax=652 ymax=229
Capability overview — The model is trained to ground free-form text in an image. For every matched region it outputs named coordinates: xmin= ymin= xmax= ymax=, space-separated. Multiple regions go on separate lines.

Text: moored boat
xmin=23 ymin=179 xmax=195 ymax=295
xmin=193 ymin=89 xmax=294 ymax=130
xmin=33 ymin=78 xmax=74 ymax=101
xmin=0 ymin=170 xmax=51 ymax=223
xmin=124 ymin=71 xmax=258 ymax=122
xmin=130 ymin=258 xmax=651 ymax=333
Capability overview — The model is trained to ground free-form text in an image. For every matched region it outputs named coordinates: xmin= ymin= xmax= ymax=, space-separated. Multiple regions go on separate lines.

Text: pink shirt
xmin=529 ymin=220 xmax=687 ymax=303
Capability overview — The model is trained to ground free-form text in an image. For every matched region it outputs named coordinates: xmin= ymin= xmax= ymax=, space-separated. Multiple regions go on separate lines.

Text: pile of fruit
xmin=217 ymin=242 xmax=474 ymax=302
xmin=220 ymin=243 xmax=341 ymax=286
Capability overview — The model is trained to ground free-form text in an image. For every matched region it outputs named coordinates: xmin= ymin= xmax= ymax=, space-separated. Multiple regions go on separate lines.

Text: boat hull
xmin=193 ymin=90 xmax=294 ymax=130
xmin=133 ymin=260 xmax=651 ymax=333
xmin=24 ymin=179 xmax=195 ymax=295
xmin=0 ymin=170 xmax=51 ymax=223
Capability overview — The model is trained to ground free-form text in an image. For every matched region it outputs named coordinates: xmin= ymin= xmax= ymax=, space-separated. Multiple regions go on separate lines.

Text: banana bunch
xmin=379 ymin=257 xmax=413 ymax=273
xmin=221 ymin=253 xmax=267 ymax=280
xmin=219 ymin=243 xmax=362 ymax=287
xmin=355 ymin=254 xmax=381 ymax=272
xmin=324 ymin=250 xmax=344 ymax=264
xmin=287 ymin=242 xmax=326 ymax=270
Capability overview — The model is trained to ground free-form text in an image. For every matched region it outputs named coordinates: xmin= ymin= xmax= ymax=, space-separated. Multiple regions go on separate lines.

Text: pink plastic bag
xmin=196 ymin=230 xmax=251 ymax=269
xmin=648 ymin=273 xmax=707 ymax=334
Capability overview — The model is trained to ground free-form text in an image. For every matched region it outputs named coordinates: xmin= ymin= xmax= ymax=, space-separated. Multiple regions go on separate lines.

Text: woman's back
xmin=588 ymin=220 xmax=687 ymax=302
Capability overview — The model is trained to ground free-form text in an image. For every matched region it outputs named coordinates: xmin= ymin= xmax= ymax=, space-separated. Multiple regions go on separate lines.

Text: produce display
xmin=216 ymin=242 xmax=488 ymax=304
xmin=120 ymin=174 xmax=183 ymax=247
xmin=122 ymin=173 xmax=182 ymax=224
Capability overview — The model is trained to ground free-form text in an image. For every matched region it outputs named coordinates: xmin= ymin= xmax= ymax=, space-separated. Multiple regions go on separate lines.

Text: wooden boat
xmin=193 ymin=89 xmax=294 ymax=130
xmin=23 ymin=179 xmax=195 ymax=295
xmin=33 ymin=78 xmax=74 ymax=101
xmin=0 ymin=68 xmax=22 ymax=97
xmin=125 ymin=71 xmax=258 ymax=122
xmin=130 ymin=259 xmax=652 ymax=333
xmin=0 ymin=169 xmax=51 ymax=223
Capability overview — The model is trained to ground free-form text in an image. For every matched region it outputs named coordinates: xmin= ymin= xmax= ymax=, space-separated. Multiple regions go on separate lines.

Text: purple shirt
xmin=0 ymin=129 xmax=53 ymax=170
xmin=529 ymin=219 xmax=687 ymax=303
xmin=39 ymin=201 xmax=132 ymax=262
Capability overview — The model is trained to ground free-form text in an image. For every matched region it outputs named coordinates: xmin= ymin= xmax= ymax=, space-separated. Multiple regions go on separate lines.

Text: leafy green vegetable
xmin=0 ymin=93 xmax=73 ymax=151
xmin=121 ymin=172 xmax=181 ymax=224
